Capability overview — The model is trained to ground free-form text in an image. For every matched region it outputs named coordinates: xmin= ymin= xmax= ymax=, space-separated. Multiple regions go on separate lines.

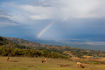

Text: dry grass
xmin=0 ymin=57 xmax=105 ymax=70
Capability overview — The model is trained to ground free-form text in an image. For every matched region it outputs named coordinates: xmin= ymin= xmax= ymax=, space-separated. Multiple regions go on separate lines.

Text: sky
xmin=0 ymin=0 xmax=105 ymax=46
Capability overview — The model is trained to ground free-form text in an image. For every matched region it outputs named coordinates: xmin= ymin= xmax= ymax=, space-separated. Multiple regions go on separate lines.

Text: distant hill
xmin=0 ymin=36 xmax=105 ymax=58
xmin=6 ymin=37 xmax=105 ymax=51
xmin=33 ymin=39 xmax=105 ymax=51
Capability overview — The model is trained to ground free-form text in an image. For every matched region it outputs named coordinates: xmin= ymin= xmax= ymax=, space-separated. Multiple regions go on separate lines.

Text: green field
xmin=0 ymin=57 xmax=105 ymax=70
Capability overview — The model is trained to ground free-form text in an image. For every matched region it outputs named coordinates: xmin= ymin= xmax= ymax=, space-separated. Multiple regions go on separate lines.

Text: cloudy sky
xmin=0 ymin=0 xmax=105 ymax=43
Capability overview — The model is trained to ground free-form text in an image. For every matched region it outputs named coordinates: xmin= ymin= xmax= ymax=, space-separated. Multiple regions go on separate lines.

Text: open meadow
xmin=0 ymin=57 xmax=105 ymax=70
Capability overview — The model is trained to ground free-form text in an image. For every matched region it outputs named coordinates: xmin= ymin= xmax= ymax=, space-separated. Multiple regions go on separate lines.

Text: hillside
xmin=1 ymin=36 xmax=105 ymax=58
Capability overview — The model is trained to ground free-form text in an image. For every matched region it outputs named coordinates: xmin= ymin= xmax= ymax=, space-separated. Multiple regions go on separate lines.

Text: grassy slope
xmin=0 ymin=57 xmax=105 ymax=70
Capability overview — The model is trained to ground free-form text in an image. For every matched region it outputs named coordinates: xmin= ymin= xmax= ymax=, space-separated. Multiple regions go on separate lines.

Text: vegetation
xmin=1 ymin=36 xmax=105 ymax=59
xmin=1 ymin=36 xmax=105 ymax=70
xmin=0 ymin=36 xmax=68 ymax=59
xmin=0 ymin=57 xmax=105 ymax=70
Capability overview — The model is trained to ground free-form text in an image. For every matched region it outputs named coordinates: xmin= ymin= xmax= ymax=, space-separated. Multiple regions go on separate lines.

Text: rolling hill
xmin=0 ymin=36 xmax=105 ymax=58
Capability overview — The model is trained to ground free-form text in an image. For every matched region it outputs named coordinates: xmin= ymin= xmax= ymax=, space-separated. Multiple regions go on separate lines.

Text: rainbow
xmin=37 ymin=22 xmax=54 ymax=38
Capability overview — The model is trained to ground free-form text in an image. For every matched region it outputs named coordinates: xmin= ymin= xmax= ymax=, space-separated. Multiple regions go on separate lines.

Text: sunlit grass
xmin=0 ymin=57 xmax=105 ymax=70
